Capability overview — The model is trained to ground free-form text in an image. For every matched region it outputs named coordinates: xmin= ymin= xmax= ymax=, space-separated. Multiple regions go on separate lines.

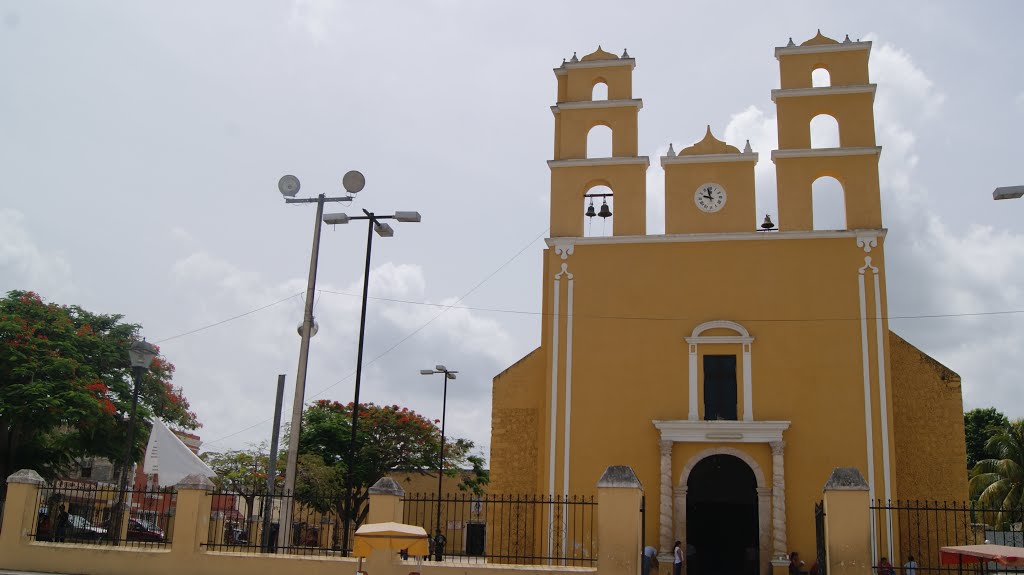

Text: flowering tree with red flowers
xmin=0 ymin=290 xmax=200 ymax=490
xmin=296 ymin=400 xmax=487 ymax=537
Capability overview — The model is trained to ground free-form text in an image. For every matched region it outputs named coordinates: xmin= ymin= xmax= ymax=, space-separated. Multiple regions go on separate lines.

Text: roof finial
xmin=743 ymin=139 xmax=752 ymax=154
xmin=786 ymin=37 xmax=795 ymax=47
xmin=667 ymin=143 xmax=675 ymax=156
xmin=561 ymin=58 xmax=567 ymax=67
xmin=622 ymin=48 xmax=630 ymax=58
xmin=570 ymin=51 xmax=579 ymax=63
xmin=843 ymin=34 xmax=852 ymax=43
xmin=597 ymin=44 xmax=602 ymax=51
xmin=817 ymin=28 xmax=822 ymax=35
xmin=705 ymin=124 xmax=713 ymax=137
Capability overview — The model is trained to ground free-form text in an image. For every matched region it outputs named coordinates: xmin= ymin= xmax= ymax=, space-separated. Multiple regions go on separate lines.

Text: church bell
xmin=598 ymin=199 xmax=612 ymax=219
xmin=585 ymin=199 xmax=597 ymax=218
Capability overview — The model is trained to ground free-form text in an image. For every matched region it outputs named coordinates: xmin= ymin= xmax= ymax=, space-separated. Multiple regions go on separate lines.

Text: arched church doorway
xmin=686 ymin=454 xmax=759 ymax=575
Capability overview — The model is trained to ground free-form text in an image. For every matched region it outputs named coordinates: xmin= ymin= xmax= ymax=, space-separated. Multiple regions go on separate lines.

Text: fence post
xmin=170 ymin=473 xmax=214 ymax=559
xmin=0 ymin=469 xmax=45 ymax=554
xmin=367 ymin=477 xmax=405 ymax=524
xmin=822 ymin=468 xmax=871 ymax=575
xmin=596 ymin=466 xmax=644 ymax=575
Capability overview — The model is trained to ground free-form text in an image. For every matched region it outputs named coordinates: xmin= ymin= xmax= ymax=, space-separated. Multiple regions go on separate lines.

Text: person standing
xmin=672 ymin=540 xmax=684 ymax=575
xmin=902 ymin=555 xmax=917 ymax=575
xmin=432 ymin=529 xmax=446 ymax=562
xmin=55 ymin=505 xmax=69 ymax=543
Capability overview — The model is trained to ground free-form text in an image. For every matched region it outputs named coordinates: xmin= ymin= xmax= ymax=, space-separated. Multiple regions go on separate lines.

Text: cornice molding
xmin=545 ymin=228 xmax=886 ymax=247
xmin=661 ymin=153 xmax=758 ymax=166
xmin=547 ymin=157 xmax=650 ymax=169
xmin=771 ymin=84 xmax=876 ymax=102
xmin=774 ymin=41 xmax=871 ymax=59
xmin=554 ymin=58 xmax=636 ymax=75
xmin=551 ymin=99 xmax=643 ymax=114
xmin=653 ymin=420 xmax=791 ymax=443
xmin=771 ymin=146 xmax=882 ymax=161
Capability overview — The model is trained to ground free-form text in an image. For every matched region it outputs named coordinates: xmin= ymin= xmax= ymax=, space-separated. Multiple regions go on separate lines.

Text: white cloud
xmin=162 ymin=246 xmax=510 ymax=459
xmin=289 ymin=0 xmax=336 ymax=43
xmin=0 ymin=209 xmax=75 ymax=300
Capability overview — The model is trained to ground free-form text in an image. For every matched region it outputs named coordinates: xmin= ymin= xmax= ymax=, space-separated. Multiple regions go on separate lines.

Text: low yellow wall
xmin=0 ymin=469 xmax=644 ymax=575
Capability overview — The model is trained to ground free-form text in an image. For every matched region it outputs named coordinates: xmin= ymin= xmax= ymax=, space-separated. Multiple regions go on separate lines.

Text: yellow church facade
xmin=489 ymin=33 xmax=968 ymax=574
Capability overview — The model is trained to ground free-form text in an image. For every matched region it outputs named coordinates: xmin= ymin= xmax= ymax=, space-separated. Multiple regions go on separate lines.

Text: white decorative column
xmin=757 ymin=487 xmax=773 ymax=575
xmin=687 ymin=344 xmax=698 ymax=420
xmin=674 ymin=486 xmax=687 ymax=554
xmin=742 ymin=343 xmax=753 ymax=421
xmin=770 ymin=441 xmax=788 ymax=561
xmin=659 ymin=439 xmax=673 ymax=552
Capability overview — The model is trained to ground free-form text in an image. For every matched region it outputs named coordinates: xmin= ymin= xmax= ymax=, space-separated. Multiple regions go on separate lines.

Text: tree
xmin=298 ymin=400 xmax=488 ymax=526
xmin=202 ymin=444 xmax=284 ymax=525
xmin=965 ymin=407 xmax=1010 ymax=469
xmin=0 ymin=290 xmax=199 ymax=489
xmin=968 ymin=419 xmax=1024 ymax=529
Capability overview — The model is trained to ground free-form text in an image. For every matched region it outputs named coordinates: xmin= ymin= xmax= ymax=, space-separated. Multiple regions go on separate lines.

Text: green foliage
xmin=202 ymin=444 xmax=286 ymax=521
xmin=299 ymin=400 xmax=488 ymax=519
xmin=968 ymin=419 xmax=1024 ymax=529
xmin=965 ymin=407 xmax=1010 ymax=469
xmin=0 ymin=290 xmax=199 ymax=484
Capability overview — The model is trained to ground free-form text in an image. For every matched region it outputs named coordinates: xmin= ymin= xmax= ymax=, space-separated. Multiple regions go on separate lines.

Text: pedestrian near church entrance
xmin=672 ymin=540 xmax=684 ymax=575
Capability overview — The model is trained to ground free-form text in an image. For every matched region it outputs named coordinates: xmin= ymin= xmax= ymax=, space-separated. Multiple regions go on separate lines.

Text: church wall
xmin=550 ymin=234 xmax=895 ymax=560
xmin=889 ymin=332 xmax=968 ymax=503
xmin=489 ymin=347 xmax=545 ymax=496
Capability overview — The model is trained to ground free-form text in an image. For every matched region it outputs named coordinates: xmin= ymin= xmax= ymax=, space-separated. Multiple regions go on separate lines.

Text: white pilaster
xmin=659 ymin=439 xmax=673 ymax=552
xmin=688 ymin=344 xmax=698 ymax=420
xmin=757 ymin=486 xmax=773 ymax=575
xmin=770 ymin=440 xmax=788 ymax=560
xmin=742 ymin=343 xmax=753 ymax=421
xmin=673 ymin=486 xmax=686 ymax=549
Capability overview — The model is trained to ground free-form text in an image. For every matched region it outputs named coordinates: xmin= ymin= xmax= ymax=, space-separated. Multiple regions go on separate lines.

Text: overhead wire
xmin=202 ymin=226 xmax=551 ymax=445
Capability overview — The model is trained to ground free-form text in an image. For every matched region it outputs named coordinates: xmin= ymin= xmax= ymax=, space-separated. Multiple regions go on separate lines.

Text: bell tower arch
xmin=549 ymin=47 xmax=649 ymax=237
xmin=770 ymin=31 xmax=882 ymax=231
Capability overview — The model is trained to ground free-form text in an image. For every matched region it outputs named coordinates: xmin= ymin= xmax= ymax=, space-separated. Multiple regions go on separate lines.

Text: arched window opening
xmin=583 ymin=185 xmax=613 ymax=237
xmin=810 ymin=114 xmax=840 ymax=149
xmin=812 ymin=176 xmax=846 ymax=231
xmin=586 ymin=124 xmax=613 ymax=158
xmin=812 ymin=67 xmax=831 ymax=88
xmin=592 ymin=81 xmax=608 ymax=101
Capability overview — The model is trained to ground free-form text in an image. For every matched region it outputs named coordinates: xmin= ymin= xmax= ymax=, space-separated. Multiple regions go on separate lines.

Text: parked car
xmin=127 ymin=518 xmax=165 ymax=542
xmin=36 ymin=509 xmax=107 ymax=542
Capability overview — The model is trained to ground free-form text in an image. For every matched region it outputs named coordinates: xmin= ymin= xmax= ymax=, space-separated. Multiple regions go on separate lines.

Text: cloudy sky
xmin=2 ymin=1 xmax=1022 ymax=461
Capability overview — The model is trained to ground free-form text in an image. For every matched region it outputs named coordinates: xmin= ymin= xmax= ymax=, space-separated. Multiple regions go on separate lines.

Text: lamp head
xmin=394 ymin=211 xmax=421 ymax=223
xmin=342 ymin=170 xmax=365 ymax=194
xmin=323 ymin=213 xmax=350 ymax=225
xmin=435 ymin=365 xmax=447 ymax=372
xmin=420 ymin=369 xmax=435 ymax=375
xmin=374 ymin=222 xmax=394 ymax=237
xmin=446 ymin=372 xmax=457 ymax=380
xmin=128 ymin=339 xmax=160 ymax=370
xmin=278 ymin=175 xmax=301 ymax=198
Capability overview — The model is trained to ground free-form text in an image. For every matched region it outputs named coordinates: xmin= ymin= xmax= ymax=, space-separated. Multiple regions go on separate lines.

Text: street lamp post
xmin=113 ymin=339 xmax=159 ymax=545
xmin=420 ymin=365 xmax=457 ymax=560
xmin=277 ymin=173 xmax=360 ymax=549
xmin=325 ymin=208 xmax=421 ymax=555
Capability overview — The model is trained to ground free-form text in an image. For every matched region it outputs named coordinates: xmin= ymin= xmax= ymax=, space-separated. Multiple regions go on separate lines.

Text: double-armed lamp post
xmin=420 ymin=365 xmax=457 ymax=539
xmin=276 ymin=171 xmax=420 ymax=554
xmin=113 ymin=339 xmax=160 ymax=545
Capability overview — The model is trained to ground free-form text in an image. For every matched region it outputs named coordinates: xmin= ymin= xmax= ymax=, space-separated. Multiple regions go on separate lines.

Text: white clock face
xmin=694 ymin=183 xmax=727 ymax=213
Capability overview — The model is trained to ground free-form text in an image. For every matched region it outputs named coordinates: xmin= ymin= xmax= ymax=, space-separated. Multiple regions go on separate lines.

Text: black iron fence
xmin=202 ymin=492 xmax=362 ymax=556
xmin=28 ymin=483 xmax=175 ymax=548
xmin=402 ymin=493 xmax=597 ymax=566
xmin=871 ymin=500 xmax=1024 ymax=573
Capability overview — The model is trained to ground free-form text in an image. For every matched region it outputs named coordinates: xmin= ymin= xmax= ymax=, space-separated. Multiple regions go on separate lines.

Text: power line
xmin=203 ymin=227 xmax=550 ymax=446
xmin=315 ymin=289 xmax=1024 ymax=324
xmin=155 ymin=291 xmax=305 ymax=344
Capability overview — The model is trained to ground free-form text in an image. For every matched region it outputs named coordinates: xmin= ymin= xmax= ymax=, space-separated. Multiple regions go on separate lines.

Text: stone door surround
xmin=653 ymin=420 xmax=791 ymax=575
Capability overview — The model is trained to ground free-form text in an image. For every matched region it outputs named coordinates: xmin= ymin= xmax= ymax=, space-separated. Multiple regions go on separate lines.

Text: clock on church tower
xmin=662 ymin=126 xmax=758 ymax=234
